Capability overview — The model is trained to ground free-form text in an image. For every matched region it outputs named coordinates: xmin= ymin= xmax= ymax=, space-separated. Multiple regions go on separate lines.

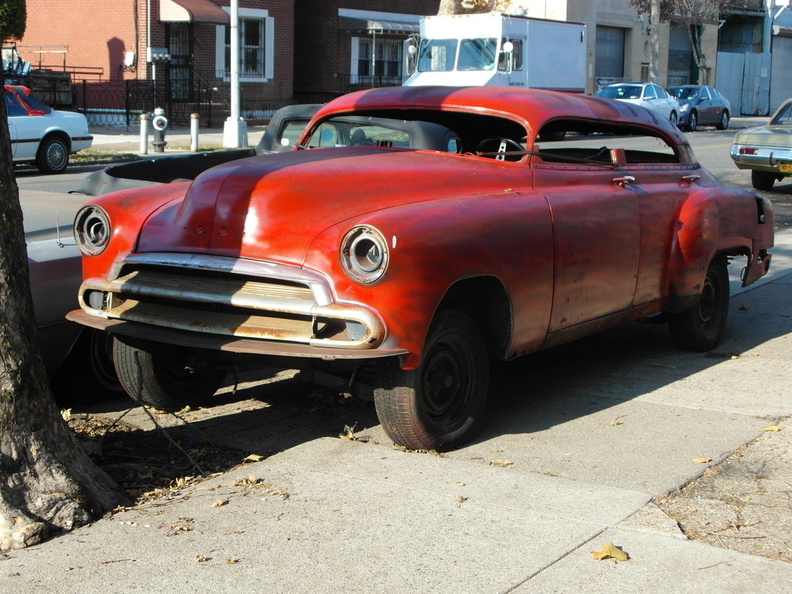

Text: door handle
xmin=681 ymin=175 xmax=701 ymax=184
xmin=612 ymin=175 xmax=635 ymax=187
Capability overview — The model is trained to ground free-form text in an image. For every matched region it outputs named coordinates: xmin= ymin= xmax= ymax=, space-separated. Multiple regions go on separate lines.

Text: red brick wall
xmin=21 ymin=0 xmax=138 ymax=81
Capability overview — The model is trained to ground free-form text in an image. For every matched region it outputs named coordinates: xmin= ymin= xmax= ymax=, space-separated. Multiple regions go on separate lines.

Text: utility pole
xmin=223 ymin=0 xmax=248 ymax=147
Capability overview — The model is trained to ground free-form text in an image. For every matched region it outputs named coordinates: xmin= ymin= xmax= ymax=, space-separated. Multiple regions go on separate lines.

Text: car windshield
xmin=305 ymin=120 xmax=411 ymax=148
xmin=596 ymin=85 xmax=642 ymax=100
xmin=770 ymin=102 xmax=792 ymax=126
xmin=669 ymin=87 xmax=699 ymax=100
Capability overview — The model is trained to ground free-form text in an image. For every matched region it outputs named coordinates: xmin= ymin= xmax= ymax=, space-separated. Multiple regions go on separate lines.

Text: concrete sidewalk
xmin=5 ymin=213 xmax=792 ymax=591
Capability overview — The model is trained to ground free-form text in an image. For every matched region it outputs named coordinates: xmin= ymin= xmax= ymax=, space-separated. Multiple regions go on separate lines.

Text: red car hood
xmin=137 ymin=147 xmax=516 ymax=264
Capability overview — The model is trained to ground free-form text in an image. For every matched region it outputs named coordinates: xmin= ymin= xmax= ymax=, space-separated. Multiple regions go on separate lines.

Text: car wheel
xmin=373 ymin=310 xmax=489 ymax=451
xmin=751 ymin=170 xmax=776 ymax=191
xmin=35 ymin=135 xmax=69 ymax=174
xmin=669 ymin=111 xmax=678 ymax=126
xmin=113 ymin=335 xmax=227 ymax=411
xmin=716 ymin=110 xmax=729 ymax=130
xmin=687 ymin=110 xmax=698 ymax=132
xmin=668 ymin=257 xmax=729 ymax=351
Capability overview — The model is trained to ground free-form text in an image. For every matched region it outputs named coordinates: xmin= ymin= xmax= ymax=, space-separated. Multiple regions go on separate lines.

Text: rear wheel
xmin=751 ymin=170 xmax=776 ymax=191
xmin=669 ymin=111 xmax=678 ymax=126
xmin=36 ymin=136 xmax=69 ymax=174
xmin=113 ymin=336 xmax=227 ymax=411
xmin=373 ymin=310 xmax=489 ymax=451
xmin=668 ymin=257 xmax=729 ymax=351
xmin=716 ymin=110 xmax=730 ymax=130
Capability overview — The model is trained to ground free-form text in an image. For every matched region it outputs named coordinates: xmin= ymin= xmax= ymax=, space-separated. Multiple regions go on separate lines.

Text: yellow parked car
xmin=730 ymin=98 xmax=792 ymax=190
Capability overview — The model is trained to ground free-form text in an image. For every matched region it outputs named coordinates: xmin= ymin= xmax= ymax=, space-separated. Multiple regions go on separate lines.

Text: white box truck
xmin=403 ymin=12 xmax=586 ymax=92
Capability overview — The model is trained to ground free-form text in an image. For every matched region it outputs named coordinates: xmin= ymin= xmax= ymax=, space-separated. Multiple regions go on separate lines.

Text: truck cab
xmin=403 ymin=12 xmax=585 ymax=92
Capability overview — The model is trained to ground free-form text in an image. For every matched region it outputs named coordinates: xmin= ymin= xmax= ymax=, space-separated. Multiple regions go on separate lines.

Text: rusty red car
xmin=69 ymin=86 xmax=774 ymax=451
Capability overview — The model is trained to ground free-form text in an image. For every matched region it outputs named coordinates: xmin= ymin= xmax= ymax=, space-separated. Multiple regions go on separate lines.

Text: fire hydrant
xmin=151 ymin=107 xmax=168 ymax=153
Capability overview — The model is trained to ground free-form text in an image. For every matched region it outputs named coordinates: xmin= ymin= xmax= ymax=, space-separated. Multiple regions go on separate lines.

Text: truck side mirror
xmin=404 ymin=38 xmax=418 ymax=76
xmin=498 ymin=41 xmax=514 ymax=73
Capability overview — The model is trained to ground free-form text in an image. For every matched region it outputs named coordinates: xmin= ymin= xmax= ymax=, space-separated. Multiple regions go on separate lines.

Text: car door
xmin=696 ymin=87 xmax=715 ymax=124
xmin=530 ymin=150 xmax=640 ymax=334
xmin=5 ymin=89 xmax=23 ymax=159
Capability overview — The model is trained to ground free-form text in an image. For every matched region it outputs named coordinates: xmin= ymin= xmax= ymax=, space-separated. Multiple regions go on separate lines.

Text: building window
xmin=352 ymin=37 xmax=404 ymax=83
xmin=215 ymin=8 xmax=274 ymax=82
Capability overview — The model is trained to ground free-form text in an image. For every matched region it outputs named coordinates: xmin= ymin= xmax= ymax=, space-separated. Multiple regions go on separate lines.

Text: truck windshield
xmin=458 ymin=38 xmax=497 ymax=71
xmin=417 ymin=37 xmax=497 ymax=72
xmin=417 ymin=39 xmax=457 ymax=72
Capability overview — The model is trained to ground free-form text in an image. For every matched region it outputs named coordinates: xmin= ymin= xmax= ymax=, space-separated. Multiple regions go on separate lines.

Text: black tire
xmin=373 ymin=310 xmax=489 ymax=452
xmin=668 ymin=258 xmax=729 ymax=351
xmin=687 ymin=110 xmax=698 ymax=132
xmin=36 ymin=136 xmax=69 ymax=174
xmin=669 ymin=111 xmax=678 ymax=126
xmin=751 ymin=170 xmax=776 ymax=191
xmin=113 ymin=335 xmax=227 ymax=411
xmin=716 ymin=110 xmax=729 ymax=130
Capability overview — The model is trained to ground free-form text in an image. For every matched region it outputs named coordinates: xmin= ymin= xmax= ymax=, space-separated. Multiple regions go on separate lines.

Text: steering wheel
xmin=476 ymin=137 xmax=524 ymax=161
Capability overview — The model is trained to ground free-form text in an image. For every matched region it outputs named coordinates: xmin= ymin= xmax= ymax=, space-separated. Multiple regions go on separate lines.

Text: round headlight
xmin=74 ymin=205 xmax=111 ymax=256
xmin=340 ymin=226 xmax=388 ymax=284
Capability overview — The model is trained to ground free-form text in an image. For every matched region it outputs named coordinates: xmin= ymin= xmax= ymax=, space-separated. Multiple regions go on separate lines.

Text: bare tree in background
xmin=0 ymin=0 xmax=129 ymax=552
xmin=631 ymin=0 xmax=742 ymax=83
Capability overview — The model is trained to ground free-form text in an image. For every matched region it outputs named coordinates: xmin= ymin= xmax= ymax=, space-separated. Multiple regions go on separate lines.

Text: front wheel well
xmin=435 ymin=276 xmax=512 ymax=360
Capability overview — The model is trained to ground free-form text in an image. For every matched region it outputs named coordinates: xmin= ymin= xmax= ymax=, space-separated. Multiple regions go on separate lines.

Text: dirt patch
xmin=658 ymin=419 xmax=792 ymax=563
xmin=66 ymin=412 xmax=252 ymax=503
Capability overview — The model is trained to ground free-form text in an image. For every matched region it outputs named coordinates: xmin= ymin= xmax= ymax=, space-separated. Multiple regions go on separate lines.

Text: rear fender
xmin=668 ymin=190 xmax=719 ymax=299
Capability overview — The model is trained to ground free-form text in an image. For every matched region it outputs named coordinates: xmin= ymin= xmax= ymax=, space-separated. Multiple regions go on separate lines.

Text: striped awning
xmin=160 ymin=0 xmax=229 ymax=25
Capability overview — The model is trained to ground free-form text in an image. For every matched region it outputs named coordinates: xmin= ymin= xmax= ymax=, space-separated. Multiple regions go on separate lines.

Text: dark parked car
xmin=68 ymin=86 xmax=774 ymax=451
xmin=667 ymin=85 xmax=731 ymax=131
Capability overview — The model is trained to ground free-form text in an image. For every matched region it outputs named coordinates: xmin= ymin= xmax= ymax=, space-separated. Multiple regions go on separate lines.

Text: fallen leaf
xmin=692 ymin=457 xmax=712 ymax=464
xmin=243 ymin=454 xmax=265 ymax=463
xmin=193 ymin=555 xmax=208 ymax=563
xmin=225 ymin=557 xmax=240 ymax=564
xmin=61 ymin=408 xmax=72 ymax=421
xmin=212 ymin=498 xmax=229 ymax=507
xmin=764 ymin=426 xmax=780 ymax=432
xmin=591 ymin=542 xmax=630 ymax=562
xmin=490 ymin=460 xmax=513 ymax=468
xmin=610 ymin=416 xmax=624 ymax=426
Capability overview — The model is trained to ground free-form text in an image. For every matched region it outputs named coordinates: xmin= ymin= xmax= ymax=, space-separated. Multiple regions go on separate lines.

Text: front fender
xmin=303 ymin=191 xmax=554 ymax=368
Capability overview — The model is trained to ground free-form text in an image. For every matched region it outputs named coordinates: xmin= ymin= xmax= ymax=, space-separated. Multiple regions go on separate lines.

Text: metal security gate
xmin=770 ymin=31 xmax=792 ymax=113
xmin=715 ymin=51 xmax=771 ymax=116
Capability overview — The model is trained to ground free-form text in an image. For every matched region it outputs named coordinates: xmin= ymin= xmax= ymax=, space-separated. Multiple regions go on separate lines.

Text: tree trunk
xmin=0 ymin=93 xmax=129 ymax=553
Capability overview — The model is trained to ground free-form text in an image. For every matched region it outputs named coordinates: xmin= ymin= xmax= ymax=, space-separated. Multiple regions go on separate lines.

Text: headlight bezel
xmin=340 ymin=225 xmax=389 ymax=284
xmin=74 ymin=204 xmax=111 ymax=256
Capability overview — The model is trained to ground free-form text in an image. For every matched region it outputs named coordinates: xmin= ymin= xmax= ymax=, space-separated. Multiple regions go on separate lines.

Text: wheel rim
xmin=420 ymin=336 xmax=474 ymax=430
xmin=721 ymin=112 xmax=728 ymax=128
xmin=689 ymin=112 xmax=697 ymax=130
xmin=47 ymin=142 xmax=68 ymax=171
xmin=670 ymin=112 xmax=677 ymax=125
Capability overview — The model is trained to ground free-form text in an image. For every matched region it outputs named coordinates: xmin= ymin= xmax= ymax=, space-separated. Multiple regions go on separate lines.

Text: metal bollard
xmin=190 ymin=113 xmax=200 ymax=152
xmin=139 ymin=113 xmax=149 ymax=155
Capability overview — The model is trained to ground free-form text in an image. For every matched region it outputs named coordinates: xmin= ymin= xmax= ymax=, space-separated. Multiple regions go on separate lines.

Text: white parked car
xmin=594 ymin=82 xmax=681 ymax=126
xmin=5 ymin=84 xmax=93 ymax=174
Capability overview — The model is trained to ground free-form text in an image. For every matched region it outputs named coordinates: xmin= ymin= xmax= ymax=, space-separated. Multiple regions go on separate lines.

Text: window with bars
xmin=356 ymin=38 xmax=403 ymax=78
xmin=215 ymin=8 xmax=274 ymax=82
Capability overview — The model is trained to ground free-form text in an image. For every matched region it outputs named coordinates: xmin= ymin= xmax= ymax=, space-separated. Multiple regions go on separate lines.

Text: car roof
xmin=313 ymin=86 xmax=687 ymax=143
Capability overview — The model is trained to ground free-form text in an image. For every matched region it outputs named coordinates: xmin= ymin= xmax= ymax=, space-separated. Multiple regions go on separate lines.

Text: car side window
xmin=644 ymin=85 xmax=657 ymax=100
xmin=533 ymin=119 xmax=680 ymax=166
xmin=5 ymin=91 xmax=27 ymax=117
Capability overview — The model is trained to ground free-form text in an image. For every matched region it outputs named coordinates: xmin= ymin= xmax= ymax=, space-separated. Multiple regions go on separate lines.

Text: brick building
xmin=293 ymin=1 xmax=440 ymax=101
xmin=17 ymin=0 xmax=296 ymax=125
xmin=12 ymin=0 xmax=440 ymax=124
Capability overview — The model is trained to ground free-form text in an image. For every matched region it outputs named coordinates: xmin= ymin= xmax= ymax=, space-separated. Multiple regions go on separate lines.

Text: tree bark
xmin=0 ymin=91 xmax=129 ymax=552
